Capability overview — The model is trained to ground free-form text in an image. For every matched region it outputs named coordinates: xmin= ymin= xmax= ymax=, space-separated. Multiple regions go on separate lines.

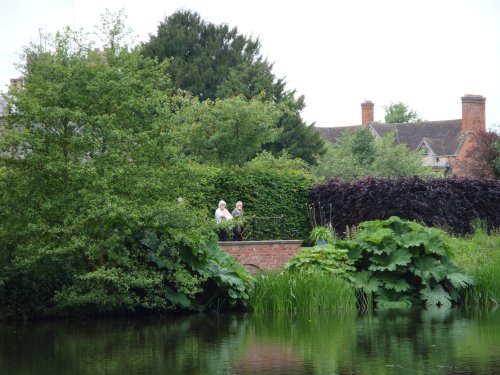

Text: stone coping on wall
xmin=218 ymin=240 xmax=303 ymax=246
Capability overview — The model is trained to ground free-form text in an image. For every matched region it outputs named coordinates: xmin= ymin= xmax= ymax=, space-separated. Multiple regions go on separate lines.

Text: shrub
xmin=335 ymin=216 xmax=473 ymax=309
xmin=310 ymin=176 xmax=500 ymax=235
xmin=284 ymin=245 xmax=355 ymax=279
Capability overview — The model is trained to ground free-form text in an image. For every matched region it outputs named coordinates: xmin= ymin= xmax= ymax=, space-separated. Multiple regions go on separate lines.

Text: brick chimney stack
xmin=461 ymin=95 xmax=486 ymax=133
xmin=361 ymin=100 xmax=374 ymax=128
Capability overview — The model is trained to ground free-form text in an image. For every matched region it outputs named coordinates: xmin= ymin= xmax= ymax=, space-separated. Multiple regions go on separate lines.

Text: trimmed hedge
xmin=310 ymin=176 xmax=500 ymax=235
xmin=180 ymin=165 xmax=313 ymax=240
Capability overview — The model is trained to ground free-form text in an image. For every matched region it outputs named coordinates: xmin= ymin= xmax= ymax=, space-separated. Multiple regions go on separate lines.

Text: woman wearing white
xmin=215 ymin=200 xmax=233 ymax=222
xmin=215 ymin=200 xmax=233 ymax=241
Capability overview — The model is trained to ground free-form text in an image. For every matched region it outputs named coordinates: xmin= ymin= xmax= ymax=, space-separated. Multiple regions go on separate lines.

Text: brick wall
xmin=219 ymin=240 xmax=303 ymax=273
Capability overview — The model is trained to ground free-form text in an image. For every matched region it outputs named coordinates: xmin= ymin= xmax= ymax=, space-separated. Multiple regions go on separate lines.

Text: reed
xmin=249 ymin=270 xmax=357 ymax=313
xmin=449 ymin=226 xmax=500 ymax=308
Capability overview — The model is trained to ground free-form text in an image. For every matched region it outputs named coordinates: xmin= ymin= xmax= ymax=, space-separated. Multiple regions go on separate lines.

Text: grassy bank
xmin=448 ymin=227 xmax=500 ymax=308
xmin=249 ymin=271 xmax=356 ymax=313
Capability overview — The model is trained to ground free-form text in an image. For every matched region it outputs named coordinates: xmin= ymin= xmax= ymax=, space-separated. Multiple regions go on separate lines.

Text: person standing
xmin=232 ymin=201 xmax=244 ymax=241
xmin=215 ymin=200 xmax=232 ymax=241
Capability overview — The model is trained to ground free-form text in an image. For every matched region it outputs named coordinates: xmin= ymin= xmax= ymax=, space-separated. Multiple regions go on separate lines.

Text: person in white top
xmin=215 ymin=200 xmax=233 ymax=223
xmin=215 ymin=200 xmax=233 ymax=241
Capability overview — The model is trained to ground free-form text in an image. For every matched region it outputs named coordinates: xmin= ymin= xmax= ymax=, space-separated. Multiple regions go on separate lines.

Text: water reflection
xmin=0 ymin=308 xmax=499 ymax=375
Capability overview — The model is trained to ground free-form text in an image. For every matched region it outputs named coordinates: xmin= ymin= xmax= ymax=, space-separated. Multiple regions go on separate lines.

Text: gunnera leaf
xmin=411 ymin=256 xmax=446 ymax=283
xmin=446 ymin=272 xmax=474 ymax=289
xmin=420 ymin=284 xmax=452 ymax=308
xmin=357 ymin=227 xmax=394 ymax=245
xmin=368 ymin=248 xmax=412 ymax=271
xmin=353 ymin=270 xmax=381 ymax=293
xmin=377 ymin=273 xmax=411 ymax=292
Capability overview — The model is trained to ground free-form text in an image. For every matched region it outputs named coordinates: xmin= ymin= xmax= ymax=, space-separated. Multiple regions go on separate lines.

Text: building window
xmin=421 ymin=147 xmax=429 ymax=156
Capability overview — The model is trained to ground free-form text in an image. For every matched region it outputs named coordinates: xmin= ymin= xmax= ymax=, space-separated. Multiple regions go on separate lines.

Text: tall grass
xmin=449 ymin=225 xmax=500 ymax=308
xmin=249 ymin=271 xmax=356 ymax=313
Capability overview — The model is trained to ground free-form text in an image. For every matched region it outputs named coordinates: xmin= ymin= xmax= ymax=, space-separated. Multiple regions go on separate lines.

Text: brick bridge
xmin=219 ymin=240 xmax=303 ymax=273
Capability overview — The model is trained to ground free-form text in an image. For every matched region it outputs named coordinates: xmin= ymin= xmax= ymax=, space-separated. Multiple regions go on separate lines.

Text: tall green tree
xmin=141 ymin=10 xmax=325 ymax=165
xmin=384 ymin=101 xmax=421 ymax=123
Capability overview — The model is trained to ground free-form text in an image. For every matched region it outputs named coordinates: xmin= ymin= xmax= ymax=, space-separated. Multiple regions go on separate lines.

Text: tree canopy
xmin=313 ymin=129 xmax=432 ymax=180
xmin=384 ymin=101 xmax=421 ymax=123
xmin=141 ymin=10 xmax=325 ymax=164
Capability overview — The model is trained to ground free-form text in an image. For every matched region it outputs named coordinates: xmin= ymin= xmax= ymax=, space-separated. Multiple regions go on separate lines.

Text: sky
xmin=1 ymin=0 xmax=499 ymax=128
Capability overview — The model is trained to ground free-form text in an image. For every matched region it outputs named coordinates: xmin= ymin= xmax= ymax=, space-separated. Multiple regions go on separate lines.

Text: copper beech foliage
xmin=310 ymin=176 xmax=500 ymax=235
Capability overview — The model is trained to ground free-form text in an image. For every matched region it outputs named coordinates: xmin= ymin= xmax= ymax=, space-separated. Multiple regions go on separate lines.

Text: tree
xmin=0 ymin=12 xmax=252 ymax=318
xmin=141 ymin=10 xmax=325 ymax=165
xmin=455 ymin=131 xmax=500 ymax=178
xmin=313 ymin=130 xmax=431 ymax=181
xmin=173 ymin=95 xmax=281 ymax=165
xmin=384 ymin=101 xmax=421 ymax=123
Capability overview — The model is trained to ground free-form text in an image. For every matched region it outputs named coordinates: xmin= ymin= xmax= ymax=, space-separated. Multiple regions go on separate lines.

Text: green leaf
xmin=357 ymin=227 xmax=394 ymax=245
xmin=411 ymin=256 xmax=446 ymax=282
xmin=368 ymin=248 xmax=412 ymax=271
xmin=447 ymin=272 xmax=474 ymax=289
xmin=353 ymin=271 xmax=381 ymax=293
xmin=377 ymin=273 xmax=411 ymax=292
xmin=396 ymin=230 xmax=426 ymax=249
xmin=164 ymin=286 xmax=192 ymax=308
xmin=420 ymin=284 xmax=452 ymax=308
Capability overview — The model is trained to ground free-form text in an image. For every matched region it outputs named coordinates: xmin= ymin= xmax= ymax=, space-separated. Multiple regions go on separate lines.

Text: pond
xmin=1 ymin=308 xmax=499 ymax=375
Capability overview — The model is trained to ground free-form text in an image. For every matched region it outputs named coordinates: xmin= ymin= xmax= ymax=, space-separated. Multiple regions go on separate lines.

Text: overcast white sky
xmin=1 ymin=0 xmax=499 ymax=128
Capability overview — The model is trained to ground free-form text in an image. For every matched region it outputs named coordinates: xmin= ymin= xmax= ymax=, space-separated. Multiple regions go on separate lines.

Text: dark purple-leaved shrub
xmin=309 ymin=176 xmax=500 ymax=235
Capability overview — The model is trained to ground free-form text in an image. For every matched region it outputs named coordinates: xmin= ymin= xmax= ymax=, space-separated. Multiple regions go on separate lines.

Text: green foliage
xmin=284 ymin=245 xmax=355 ymax=278
xmin=313 ymin=130 xmax=431 ymax=181
xmin=141 ymin=10 xmax=325 ymax=165
xmin=173 ymin=95 xmax=281 ymax=165
xmin=308 ymin=224 xmax=337 ymax=245
xmin=244 ymin=151 xmax=310 ymax=175
xmin=384 ymin=101 xmax=421 ymax=123
xmin=249 ymin=270 xmax=356 ymax=313
xmin=176 ymin=161 xmax=313 ymax=240
xmin=0 ymin=14 xmax=253 ymax=319
xmin=336 ymin=216 xmax=473 ymax=308
xmin=449 ymin=224 xmax=500 ymax=308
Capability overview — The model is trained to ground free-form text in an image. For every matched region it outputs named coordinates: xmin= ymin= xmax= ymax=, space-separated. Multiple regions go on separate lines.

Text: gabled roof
xmin=369 ymin=119 xmax=463 ymax=156
xmin=315 ymin=125 xmax=361 ymax=144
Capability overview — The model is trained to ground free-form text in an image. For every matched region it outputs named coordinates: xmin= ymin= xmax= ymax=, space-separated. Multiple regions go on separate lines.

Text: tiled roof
xmin=316 ymin=119 xmax=464 ymax=157
xmin=315 ymin=125 xmax=361 ymax=144
xmin=369 ymin=120 xmax=463 ymax=156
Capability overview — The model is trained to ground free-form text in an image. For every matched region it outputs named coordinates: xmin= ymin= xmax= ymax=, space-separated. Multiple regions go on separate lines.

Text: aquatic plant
xmin=249 ymin=271 xmax=356 ymax=313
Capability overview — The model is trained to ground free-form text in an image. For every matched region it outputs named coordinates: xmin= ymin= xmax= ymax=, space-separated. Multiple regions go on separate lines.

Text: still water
xmin=1 ymin=308 xmax=499 ymax=375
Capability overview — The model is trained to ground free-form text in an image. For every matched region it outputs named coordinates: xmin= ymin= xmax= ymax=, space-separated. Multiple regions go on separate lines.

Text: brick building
xmin=315 ymin=95 xmax=487 ymax=175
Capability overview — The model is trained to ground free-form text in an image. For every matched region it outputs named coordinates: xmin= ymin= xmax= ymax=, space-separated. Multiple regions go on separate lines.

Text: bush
xmin=310 ymin=176 xmax=500 ymax=235
xmin=0 ymin=201 xmax=253 ymax=319
xmin=335 ymin=216 xmax=473 ymax=309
